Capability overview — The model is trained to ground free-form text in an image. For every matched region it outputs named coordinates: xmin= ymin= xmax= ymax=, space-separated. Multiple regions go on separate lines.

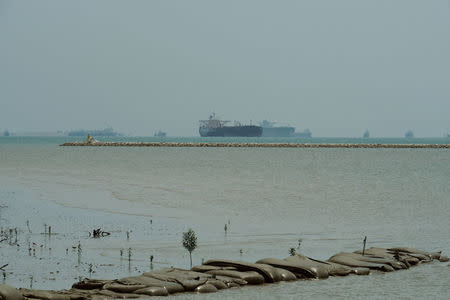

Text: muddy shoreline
xmin=1 ymin=246 xmax=448 ymax=299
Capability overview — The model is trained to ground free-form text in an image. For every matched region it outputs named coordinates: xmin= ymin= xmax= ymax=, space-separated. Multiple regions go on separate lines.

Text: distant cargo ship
xmin=199 ymin=114 xmax=262 ymax=137
xmin=405 ymin=130 xmax=414 ymax=138
xmin=67 ymin=127 xmax=122 ymax=137
xmin=293 ymin=129 xmax=312 ymax=138
xmin=363 ymin=130 xmax=370 ymax=138
xmin=154 ymin=130 xmax=167 ymax=137
xmin=260 ymin=120 xmax=295 ymax=137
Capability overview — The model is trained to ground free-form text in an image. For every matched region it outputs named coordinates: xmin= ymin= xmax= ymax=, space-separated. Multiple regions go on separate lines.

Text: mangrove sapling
xmin=297 ymin=238 xmax=302 ymax=250
xmin=224 ymin=223 xmax=228 ymax=235
xmin=77 ymin=242 xmax=82 ymax=265
xmin=128 ymin=248 xmax=132 ymax=271
xmin=362 ymin=236 xmax=367 ymax=256
xmin=150 ymin=255 xmax=154 ymax=270
xmin=289 ymin=248 xmax=296 ymax=256
xmin=88 ymin=263 xmax=94 ymax=278
xmin=182 ymin=228 xmax=197 ymax=268
xmin=26 ymin=220 xmax=32 ymax=233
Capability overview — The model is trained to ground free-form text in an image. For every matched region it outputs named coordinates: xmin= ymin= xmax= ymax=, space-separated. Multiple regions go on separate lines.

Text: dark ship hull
xmin=199 ymin=125 xmax=262 ymax=137
xmin=261 ymin=126 xmax=295 ymax=137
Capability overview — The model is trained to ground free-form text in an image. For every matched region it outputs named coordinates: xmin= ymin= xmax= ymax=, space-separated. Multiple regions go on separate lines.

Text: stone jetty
xmin=1 ymin=246 xmax=448 ymax=299
xmin=60 ymin=141 xmax=450 ymax=149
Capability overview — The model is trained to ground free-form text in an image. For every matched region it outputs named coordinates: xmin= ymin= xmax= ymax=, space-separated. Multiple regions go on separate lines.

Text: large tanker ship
xmin=260 ymin=120 xmax=295 ymax=137
xmin=199 ymin=114 xmax=262 ymax=137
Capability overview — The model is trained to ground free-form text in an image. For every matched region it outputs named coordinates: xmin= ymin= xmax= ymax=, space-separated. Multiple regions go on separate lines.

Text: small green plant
xmin=88 ymin=263 xmax=94 ymax=278
xmin=26 ymin=220 xmax=32 ymax=233
xmin=224 ymin=224 xmax=228 ymax=235
xmin=77 ymin=242 xmax=82 ymax=265
xmin=289 ymin=247 xmax=296 ymax=256
xmin=182 ymin=228 xmax=197 ymax=268
xmin=128 ymin=248 xmax=132 ymax=271
xmin=297 ymin=238 xmax=302 ymax=250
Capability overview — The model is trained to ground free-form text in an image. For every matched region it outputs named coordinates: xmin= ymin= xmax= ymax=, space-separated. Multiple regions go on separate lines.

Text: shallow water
xmin=0 ymin=137 xmax=449 ymax=298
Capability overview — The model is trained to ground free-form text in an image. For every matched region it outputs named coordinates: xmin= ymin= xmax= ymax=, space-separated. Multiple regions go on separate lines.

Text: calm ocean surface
xmin=0 ymin=136 xmax=449 ymax=299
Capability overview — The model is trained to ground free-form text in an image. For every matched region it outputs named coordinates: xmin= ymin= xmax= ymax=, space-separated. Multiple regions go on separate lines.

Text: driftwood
xmin=89 ymin=228 xmax=110 ymax=238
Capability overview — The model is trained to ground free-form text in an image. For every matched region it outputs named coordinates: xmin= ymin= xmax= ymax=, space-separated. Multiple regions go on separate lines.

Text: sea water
xmin=0 ymin=136 xmax=449 ymax=299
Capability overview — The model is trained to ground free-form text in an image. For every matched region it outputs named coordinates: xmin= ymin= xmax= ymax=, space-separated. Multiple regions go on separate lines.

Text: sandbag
xmin=328 ymin=252 xmax=394 ymax=272
xmin=255 ymin=258 xmax=318 ymax=279
xmin=134 ymin=286 xmax=169 ymax=296
xmin=214 ymin=275 xmax=248 ymax=286
xmin=272 ymin=267 xmax=297 ymax=281
xmin=143 ymin=268 xmax=210 ymax=291
xmin=0 ymin=284 xmax=23 ymax=300
xmin=191 ymin=265 xmax=236 ymax=272
xmin=337 ymin=252 xmax=407 ymax=270
xmin=206 ymin=270 xmax=264 ymax=285
xmin=21 ymin=290 xmax=71 ymax=300
xmin=72 ymin=279 xmax=110 ymax=290
xmin=388 ymin=247 xmax=441 ymax=260
xmin=97 ymin=289 xmax=141 ymax=298
xmin=103 ymin=282 xmax=147 ymax=293
xmin=204 ymin=259 xmax=277 ymax=283
xmin=120 ymin=276 xmax=184 ymax=294
xmin=195 ymin=283 xmax=218 ymax=293
xmin=283 ymin=254 xmax=330 ymax=279
xmin=205 ymin=279 xmax=228 ymax=290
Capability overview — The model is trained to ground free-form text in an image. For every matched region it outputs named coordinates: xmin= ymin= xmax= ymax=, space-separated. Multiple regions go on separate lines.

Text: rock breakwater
xmin=60 ymin=141 xmax=450 ymax=149
xmin=1 ymin=246 xmax=448 ymax=299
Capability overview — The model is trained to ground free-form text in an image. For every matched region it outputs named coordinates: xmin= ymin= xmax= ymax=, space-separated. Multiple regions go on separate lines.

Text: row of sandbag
xmin=2 ymin=246 xmax=448 ymax=299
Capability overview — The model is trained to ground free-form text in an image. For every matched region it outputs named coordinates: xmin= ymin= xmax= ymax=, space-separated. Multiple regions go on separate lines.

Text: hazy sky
xmin=1 ymin=0 xmax=449 ymax=137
